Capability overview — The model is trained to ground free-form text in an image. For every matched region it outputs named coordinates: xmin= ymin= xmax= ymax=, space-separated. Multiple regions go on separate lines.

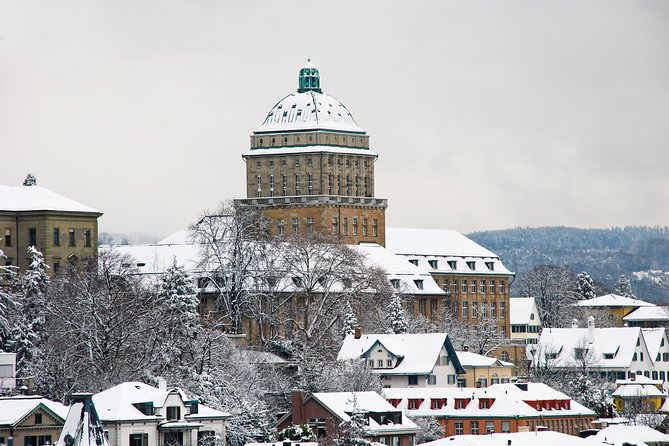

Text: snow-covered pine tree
xmin=0 ymin=250 xmax=18 ymax=351
xmin=387 ymin=292 xmax=408 ymax=334
xmin=22 ymin=173 xmax=37 ymax=186
xmin=614 ymin=274 xmax=635 ymax=298
xmin=575 ymin=271 xmax=596 ymax=300
xmin=11 ymin=246 xmax=49 ymax=373
xmin=342 ymin=300 xmax=358 ymax=338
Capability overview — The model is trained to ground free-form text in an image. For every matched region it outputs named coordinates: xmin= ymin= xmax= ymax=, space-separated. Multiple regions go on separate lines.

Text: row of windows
xmin=511 ymin=324 xmax=540 ymax=333
xmin=256 ymin=134 xmax=366 ymax=148
xmin=423 ymin=259 xmax=495 ymax=272
xmin=254 ymin=155 xmax=370 ymax=168
xmin=433 ymin=278 xmax=507 ymax=295
xmin=256 ymin=173 xmax=370 ymax=197
xmin=3 ymin=227 xmax=92 ymax=248
xmin=454 ymin=421 xmax=501 ymax=435
xmin=273 ymin=216 xmax=380 ymax=238
xmin=461 ymin=300 xmax=507 ymax=319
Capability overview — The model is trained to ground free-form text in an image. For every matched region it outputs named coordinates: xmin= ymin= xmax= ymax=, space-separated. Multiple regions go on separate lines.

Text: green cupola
xmin=297 ymin=59 xmax=321 ymax=93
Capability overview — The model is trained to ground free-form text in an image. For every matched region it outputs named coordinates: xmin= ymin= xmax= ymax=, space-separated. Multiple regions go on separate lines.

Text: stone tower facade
xmin=235 ymin=61 xmax=387 ymax=245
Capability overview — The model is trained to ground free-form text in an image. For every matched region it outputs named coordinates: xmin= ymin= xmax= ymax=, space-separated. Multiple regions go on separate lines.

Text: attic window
xmin=485 ymin=262 xmax=494 ymax=271
xmin=133 ymin=402 xmax=155 ymax=416
xmin=447 ymin=260 xmax=457 ymax=269
xmin=466 ymin=261 xmax=476 ymax=270
xmin=428 ymin=260 xmax=438 ymax=269
xmin=390 ymin=279 xmax=400 ymax=289
xmin=292 ymin=276 xmax=303 ymax=288
xmin=297 ymin=110 xmax=302 ymax=116
xmin=414 ymin=280 xmax=424 ymax=290
xmin=292 ymin=104 xmax=296 ymax=108
xmin=409 ymin=259 xmax=418 ymax=266
xmin=430 ymin=398 xmax=446 ymax=409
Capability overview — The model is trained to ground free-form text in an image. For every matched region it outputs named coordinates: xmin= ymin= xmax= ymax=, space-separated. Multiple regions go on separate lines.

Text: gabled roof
xmin=455 ymin=351 xmax=514 ymax=368
xmin=624 ymin=306 xmax=669 ymax=322
xmin=310 ymin=391 xmax=419 ymax=435
xmin=338 ymin=333 xmax=465 ymax=375
xmin=589 ymin=424 xmax=669 ymax=444
xmin=386 ymin=228 xmax=498 ymax=258
xmin=575 ymin=293 xmax=655 ymax=308
xmin=384 ymin=383 xmax=595 ymax=419
xmin=613 ymin=382 xmax=666 ymax=398
xmin=641 ymin=328 xmax=667 ymax=362
xmin=0 ymin=395 xmax=68 ymax=426
xmin=0 ymin=185 xmax=101 ymax=214
xmin=92 ymin=382 xmax=228 ymax=422
xmin=421 ymin=431 xmax=590 ymax=446
xmin=532 ymin=326 xmax=642 ymax=369
xmin=510 ymin=297 xmax=538 ymax=325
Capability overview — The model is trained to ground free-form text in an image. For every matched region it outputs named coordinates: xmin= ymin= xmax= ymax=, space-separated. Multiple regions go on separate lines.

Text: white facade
xmin=509 ymin=298 xmax=541 ymax=345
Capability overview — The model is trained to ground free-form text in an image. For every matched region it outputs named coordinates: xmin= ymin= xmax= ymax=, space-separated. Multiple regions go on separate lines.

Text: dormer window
xmin=485 ymin=261 xmax=494 ymax=271
xmin=466 ymin=261 xmax=476 ymax=270
xmin=454 ymin=398 xmax=469 ymax=409
xmin=409 ymin=259 xmax=418 ymax=266
xmin=166 ymin=406 xmax=181 ymax=421
xmin=408 ymin=398 xmax=423 ymax=410
xmin=447 ymin=260 xmax=457 ymax=269
xmin=133 ymin=402 xmax=155 ymax=416
xmin=430 ymin=398 xmax=446 ymax=409
xmin=428 ymin=260 xmax=438 ymax=269
xmin=414 ymin=280 xmax=424 ymax=290
xmin=390 ymin=279 xmax=400 ymax=289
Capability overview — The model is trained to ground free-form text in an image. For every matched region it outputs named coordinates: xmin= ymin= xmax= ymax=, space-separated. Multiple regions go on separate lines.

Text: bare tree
xmin=517 ymin=265 xmax=578 ymax=328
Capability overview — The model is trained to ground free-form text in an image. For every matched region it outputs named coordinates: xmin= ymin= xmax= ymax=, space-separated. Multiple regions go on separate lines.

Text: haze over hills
xmin=468 ymin=226 xmax=669 ymax=304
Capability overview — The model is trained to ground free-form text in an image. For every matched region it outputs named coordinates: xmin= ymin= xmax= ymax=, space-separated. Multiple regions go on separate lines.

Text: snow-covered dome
xmin=254 ymin=60 xmax=364 ymax=134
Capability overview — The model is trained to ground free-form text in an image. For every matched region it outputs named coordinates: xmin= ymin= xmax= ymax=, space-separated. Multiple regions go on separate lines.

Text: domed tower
xmin=236 ymin=60 xmax=387 ymax=245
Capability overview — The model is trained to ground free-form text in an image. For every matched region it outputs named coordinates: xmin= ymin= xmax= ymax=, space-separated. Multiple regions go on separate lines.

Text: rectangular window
xmin=362 ymin=219 xmax=368 ymax=236
xmin=292 ymin=218 xmax=299 ymax=234
xmin=470 ymin=421 xmax=479 ymax=435
xmin=166 ymin=406 xmax=181 ymax=421
xmin=461 ymin=280 xmax=467 ymax=293
xmin=455 ymin=422 xmax=464 ymax=435
xmin=282 ymin=175 xmax=288 ymax=196
xmin=482 ymin=302 xmax=488 ymax=318
xmin=355 ymin=175 xmax=359 ymax=196
xmin=472 ymin=301 xmax=478 ymax=318
xmin=84 ymin=229 xmax=91 ymax=247
xmin=69 ymin=229 xmax=75 ymax=246
xmin=427 ymin=374 xmax=437 ymax=385
xmin=256 ymin=175 xmax=262 ymax=197
xmin=306 ymin=217 xmax=314 ymax=232
xmin=364 ymin=176 xmax=369 ymax=196
xmin=4 ymin=228 xmax=11 ymax=247
xmin=295 ymin=174 xmax=301 ymax=194
xmin=447 ymin=374 xmax=456 ymax=385
xmin=337 ymin=174 xmax=341 ymax=194
xmin=498 ymin=281 xmax=506 ymax=294
xmin=372 ymin=219 xmax=378 ymax=237
xmin=277 ymin=219 xmax=285 ymax=236
xmin=470 ymin=280 xmax=477 ymax=293
xmin=29 ymin=228 xmax=37 ymax=247
xmin=386 ymin=359 xmax=392 ymax=367
xmin=486 ymin=421 xmax=494 ymax=434
xmin=342 ymin=218 xmax=348 ymax=235
xmin=377 ymin=359 xmax=384 ymax=368
xmin=352 ymin=217 xmax=358 ymax=235
xmin=328 ymin=174 xmax=333 ymax=194
xmin=500 ymin=301 xmax=506 ymax=318
xmin=35 ymin=413 xmax=42 ymax=424
xmin=462 ymin=301 xmax=469 ymax=318
xmin=269 ymin=175 xmax=275 ymax=197
xmin=308 ymin=173 xmax=313 ymax=194
xmin=430 ymin=299 xmax=437 ymax=314
xmin=129 ymin=434 xmax=148 ymax=446
xmin=408 ymin=376 xmax=418 ymax=385
xmin=480 ymin=280 xmax=486 ymax=293
xmin=53 ymin=228 xmax=60 ymax=246
xmin=457 ymin=377 xmax=466 ymax=387
xmin=346 ymin=174 xmax=350 ymax=195
xmin=451 ymin=280 xmax=458 ymax=294
xmin=332 ymin=217 xmax=339 ymax=234
xmin=490 ymin=280 xmax=495 ymax=293
xmin=491 ymin=301 xmax=497 ymax=317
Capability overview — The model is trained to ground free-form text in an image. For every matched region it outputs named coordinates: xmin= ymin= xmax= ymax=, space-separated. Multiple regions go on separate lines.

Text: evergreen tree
xmin=342 ymin=300 xmax=358 ymax=338
xmin=11 ymin=247 xmax=49 ymax=374
xmin=615 ymin=274 xmax=635 ymax=298
xmin=22 ymin=173 xmax=37 ymax=186
xmin=575 ymin=271 xmax=596 ymax=300
xmin=0 ymin=250 xmax=17 ymax=351
xmin=387 ymin=292 xmax=408 ymax=334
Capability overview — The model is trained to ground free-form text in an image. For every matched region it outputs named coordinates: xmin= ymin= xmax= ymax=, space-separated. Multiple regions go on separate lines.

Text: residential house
xmin=624 ymin=306 xmax=669 ymax=328
xmin=509 ymin=297 xmax=541 ymax=345
xmin=385 ymin=228 xmax=514 ymax=336
xmin=575 ymin=293 xmax=655 ymax=327
xmin=0 ymin=184 xmax=102 ymax=273
xmin=531 ymin=317 xmax=669 ymax=388
xmin=92 ymin=381 xmax=229 ymax=446
xmin=612 ymin=375 xmax=668 ymax=414
xmin=337 ymin=332 xmax=465 ymax=388
xmin=454 ymin=350 xmax=514 ymax=388
xmin=0 ymin=395 xmax=68 ymax=446
xmin=384 ymin=382 xmax=596 ymax=437
xmin=277 ymin=390 xmax=419 ymax=446
xmin=587 ymin=425 xmax=669 ymax=445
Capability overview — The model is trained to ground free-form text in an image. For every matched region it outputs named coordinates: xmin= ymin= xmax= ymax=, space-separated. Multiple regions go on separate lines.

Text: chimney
xmin=587 ymin=316 xmax=595 ymax=344
xmin=354 ymin=327 xmax=362 ymax=339
xmin=463 ymin=344 xmax=470 ymax=352
xmin=158 ymin=377 xmax=167 ymax=392
xmin=571 ymin=319 xmax=579 ymax=329
xmin=291 ymin=390 xmax=305 ymax=425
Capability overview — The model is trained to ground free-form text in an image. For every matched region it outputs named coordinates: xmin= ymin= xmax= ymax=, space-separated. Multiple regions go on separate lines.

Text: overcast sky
xmin=1 ymin=1 xmax=667 ymax=239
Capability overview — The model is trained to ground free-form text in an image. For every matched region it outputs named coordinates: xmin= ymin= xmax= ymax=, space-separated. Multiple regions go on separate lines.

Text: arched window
xmin=258 ymin=138 xmax=263 ymax=146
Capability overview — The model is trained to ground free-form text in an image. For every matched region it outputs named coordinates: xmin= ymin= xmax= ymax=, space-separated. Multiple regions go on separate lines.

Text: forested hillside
xmin=468 ymin=226 xmax=669 ymax=304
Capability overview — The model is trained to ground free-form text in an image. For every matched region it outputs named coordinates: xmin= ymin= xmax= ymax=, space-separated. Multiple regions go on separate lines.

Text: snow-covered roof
xmin=0 ymin=185 xmax=101 ymax=214
xmin=338 ymin=332 xmax=464 ymax=375
xmin=311 ymin=391 xmax=419 ymax=435
xmin=575 ymin=293 xmax=655 ymax=308
xmin=532 ymin=326 xmax=642 ymax=369
xmin=420 ymin=431 xmax=591 ymax=446
xmin=244 ymin=145 xmax=377 ymax=158
xmin=0 ymin=395 xmax=68 ymax=425
xmin=255 ymin=91 xmax=364 ymax=134
xmin=92 ymin=382 xmax=228 ymax=422
xmin=384 ymin=382 xmax=595 ymax=419
xmin=455 ymin=351 xmax=514 ymax=368
xmin=588 ymin=424 xmax=669 ymax=445
xmin=510 ymin=297 xmax=537 ymax=325
xmin=612 ymin=382 xmax=666 ymax=398
xmin=641 ymin=328 xmax=667 ymax=361
xmin=385 ymin=228 xmax=513 ymax=276
xmin=56 ymin=394 xmax=110 ymax=446
xmin=624 ymin=306 xmax=669 ymax=322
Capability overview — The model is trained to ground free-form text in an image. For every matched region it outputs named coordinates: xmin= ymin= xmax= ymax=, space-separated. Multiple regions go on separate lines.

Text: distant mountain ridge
xmin=467 ymin=226 xmax=669 ymax=304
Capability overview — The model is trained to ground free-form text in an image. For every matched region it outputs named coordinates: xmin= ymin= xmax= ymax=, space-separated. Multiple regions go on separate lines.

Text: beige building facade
xmin=0 ymin=185 xmax=102 ymax=274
